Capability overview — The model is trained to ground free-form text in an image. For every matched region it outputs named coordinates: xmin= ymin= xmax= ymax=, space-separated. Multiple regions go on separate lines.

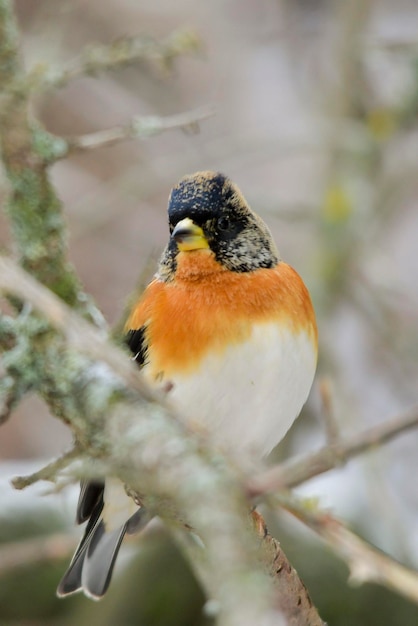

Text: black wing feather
xmin=125 ymin=326 xmax=148 ymax=367
xmin=76 ymin=480 xmax=104 ymax=524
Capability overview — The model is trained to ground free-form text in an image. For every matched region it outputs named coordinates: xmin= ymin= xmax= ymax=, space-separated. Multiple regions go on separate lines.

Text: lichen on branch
xmin=0 ymin=1 xmax=101 ymax=316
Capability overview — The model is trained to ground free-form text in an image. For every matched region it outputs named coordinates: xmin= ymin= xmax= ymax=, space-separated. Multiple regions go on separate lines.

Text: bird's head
xmin=159 ymin=171 xmax=279 ymax=280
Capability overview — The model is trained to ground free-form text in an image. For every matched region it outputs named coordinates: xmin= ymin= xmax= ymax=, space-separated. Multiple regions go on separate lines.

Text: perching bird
xmin=57 ymin=171 xmax=317 ymax=600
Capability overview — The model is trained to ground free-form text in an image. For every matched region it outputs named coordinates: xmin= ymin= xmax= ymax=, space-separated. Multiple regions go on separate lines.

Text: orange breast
xmin=126 ymin=251 xmax=317 ymax=378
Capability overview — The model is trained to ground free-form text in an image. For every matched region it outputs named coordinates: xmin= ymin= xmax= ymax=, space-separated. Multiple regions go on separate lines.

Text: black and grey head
xmin=158 ymin=171 xmax=279 ymax=279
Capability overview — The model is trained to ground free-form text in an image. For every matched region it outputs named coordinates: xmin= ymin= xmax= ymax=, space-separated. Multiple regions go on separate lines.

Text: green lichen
xmin=30 ymin=122 xmax=69 ymax=163
xmin=0 ymin=0 xmax=20 ymax=86
xmin=0 ymin=3 xmax=99 ymax=318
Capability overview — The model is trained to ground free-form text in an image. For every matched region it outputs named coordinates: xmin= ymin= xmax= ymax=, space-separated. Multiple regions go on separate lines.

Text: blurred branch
xmin=280 ymin=494 xmax=418 ymax=606
xmin=0 ymin=0 xmax=103 ymax=320
xmin=0 ymin=532 xmax=77 ymax=576
xmin=332 ymin=0 xmax=373 ymax=119
xmin=350 ymin=267 xmax=418 ymax=375
xmin=62 ymin=105 xmax=216 ymax=155
xmin=0 ymin=311 xmax=34 ymax=422
xmin=12 ymin=446 xmax=81 ymax=490
xmin=176 ymin=508 xmax=325 ymax=626
xmin=248 ymin=404 xmax=418 ymax=497
xmin=318 ymin=377 xmax=340 ymax=445
xmin=0 ymin=373 xmax=19 ymax=424
xmin=370 ymin=36 xmax=418 ymax=54
xmin=27 ymin=28 xmax=202 ymax=92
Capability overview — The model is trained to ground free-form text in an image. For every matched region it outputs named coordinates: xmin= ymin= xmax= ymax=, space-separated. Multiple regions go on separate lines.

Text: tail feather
xmin=57 ymin=506 xmax=152 ymax=599
xmin=56 ymin=543 xmax=86 ymax=596
xmin=57 ymin=518 xmax=127 ymax=599
xmin=82 ymin=521 xmax=128 ymax=599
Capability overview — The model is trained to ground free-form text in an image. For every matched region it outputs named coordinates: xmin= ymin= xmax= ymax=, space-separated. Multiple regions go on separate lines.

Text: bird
xmin=57 ymin=170 xmax=317 ymax=600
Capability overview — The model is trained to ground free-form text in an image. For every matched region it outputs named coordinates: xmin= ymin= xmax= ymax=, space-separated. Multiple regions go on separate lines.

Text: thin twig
xmin=318 ymin=377 xmax=340 ymax=445
xmin=248 ymin=404 xmax=418 ymax=497
xmin=11 ymin=446 xmax=81 ymax=490
xmin=279 ymin=494 xmax=418 ymax=606
xmin=63 ymin=105 xmax=216 ymax=156
xmin=26 ymin=28 xmax=202 ymax=92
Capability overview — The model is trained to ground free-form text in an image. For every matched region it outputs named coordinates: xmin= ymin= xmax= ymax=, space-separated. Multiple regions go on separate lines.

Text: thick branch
xmin=0 ymin=255 xmax=155 ymax=401
xmin=252 ymin=511 xmax=325 ymax=625
xmin=0 ymin=310 xmax=36 ymax=419
xmin=248 ymin=405 xmax=418 ymax=497
xmin=0 ymin=372 xmax=20 ymax=424
xmin=0 ymin=0 xmax=102 ymax=317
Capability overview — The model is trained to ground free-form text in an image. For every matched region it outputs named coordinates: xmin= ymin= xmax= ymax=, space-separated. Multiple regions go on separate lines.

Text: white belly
xmin=147 ymin=323 xmax=316 ymax=459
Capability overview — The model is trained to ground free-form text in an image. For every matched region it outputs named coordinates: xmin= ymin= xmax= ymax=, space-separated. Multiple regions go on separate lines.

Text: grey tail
xmin=57 ymin=481 xmax=150 ymax=600
xmin=56 ymin=501 xmax=126 ymax=599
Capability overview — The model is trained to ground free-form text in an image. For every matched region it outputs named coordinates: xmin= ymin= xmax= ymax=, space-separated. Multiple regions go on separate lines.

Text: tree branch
xmin=248 ymin=405 xmax=418 ymax=497
xmin=62 ymin=105 xmax=216 ymax=155
xmin=0 ymin=309 xmax=36 ymax=420
xmin=12 ymin=446 xmax=81 ymax=490
xmin=0 ymin=0 xmax=103 ymax=319
xmin=279 ymin=495 xmax=418 ymax=606
xmin=27 ymin=28 xmax=202 ymax=92
xmin=251 ymin=510 xmax=325 ymax=625
xmin=0 ymin=255 xmax=156 ymax=401
xmin=318 ymin=377 xmax=340 ymax=445
xmin=0 ymin=372 xmax=19 ymax=424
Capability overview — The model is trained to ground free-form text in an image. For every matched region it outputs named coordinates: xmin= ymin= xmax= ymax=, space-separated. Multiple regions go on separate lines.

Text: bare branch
xmin=318 ymin=377 xmax=340 ymax=445
xmin=27 ymin=28 xmax=202 ymax=92
xmin=63 ymin=105 xmax=216 ymax=156
xmin=280 ymin=495 xmax=418 ymax=606
xmin=248 ymin=405 xmax=418 ymax=497
xmin=11 ymin=446 xmax=81 ymax=490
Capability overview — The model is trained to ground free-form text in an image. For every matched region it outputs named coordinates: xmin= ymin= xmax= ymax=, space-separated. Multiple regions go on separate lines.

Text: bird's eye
xmin=169 ymin=223 xmax=174 ymax=234
xmin=217 ymin=216 xmax=231 ymax=231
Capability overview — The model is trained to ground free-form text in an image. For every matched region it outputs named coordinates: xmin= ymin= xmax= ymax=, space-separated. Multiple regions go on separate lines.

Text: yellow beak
xmin=172 ymin=218 xmax=209 ymax=251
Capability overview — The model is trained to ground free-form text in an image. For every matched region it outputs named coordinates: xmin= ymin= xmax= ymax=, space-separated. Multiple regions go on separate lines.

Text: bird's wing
xmin=125 ymin=326 xmax=148 ymax=367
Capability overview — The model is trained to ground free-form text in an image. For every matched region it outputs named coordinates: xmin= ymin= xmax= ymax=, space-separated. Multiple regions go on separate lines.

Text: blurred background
xmin=1 ymin=0 xmax=418 ymax=624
